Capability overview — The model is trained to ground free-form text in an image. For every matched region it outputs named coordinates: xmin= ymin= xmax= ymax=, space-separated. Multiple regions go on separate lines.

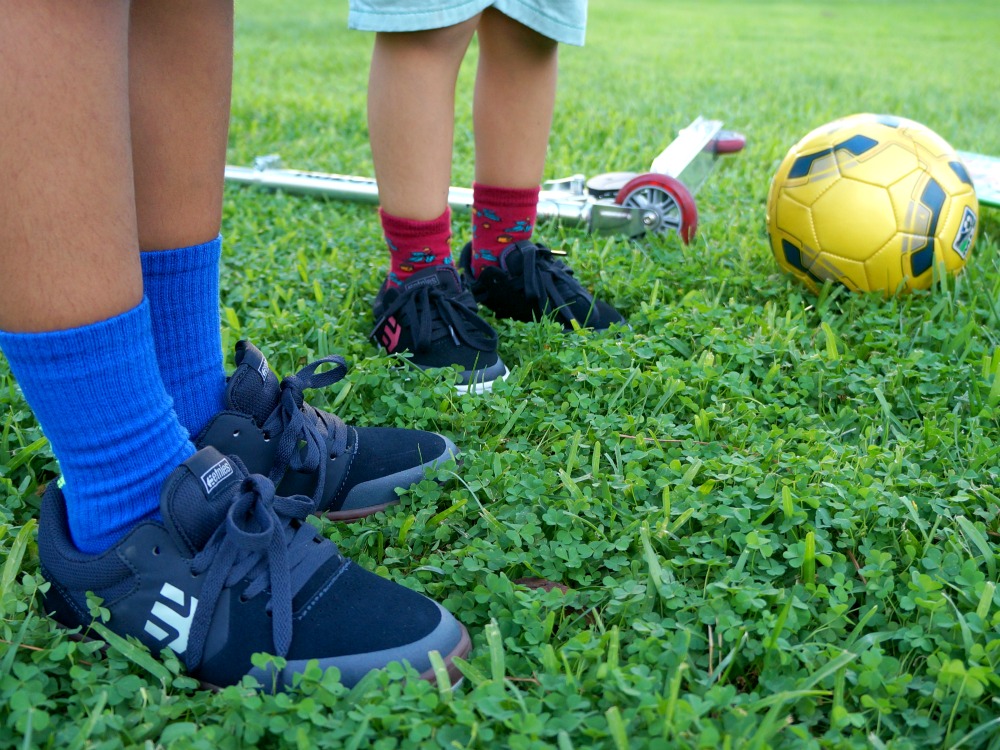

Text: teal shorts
xmin=348 ymin=0 xmax=587 ymax=46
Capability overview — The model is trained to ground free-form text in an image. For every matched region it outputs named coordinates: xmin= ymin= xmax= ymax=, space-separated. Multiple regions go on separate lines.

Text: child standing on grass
xmin=355 ymin=1 xmax=626 ymax=392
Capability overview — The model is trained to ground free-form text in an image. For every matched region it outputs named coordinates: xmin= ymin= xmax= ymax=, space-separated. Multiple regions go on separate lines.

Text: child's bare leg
xmin=129 ymin=0 xmax=234 ymax=436
xmin=462 ymin=9 xmax=625 ymax=332
xmin=0 ymin=0 xmax=195 ymax=556
xmin=473 ymin=8 xmax=558 ymax=188
xmin=465 ymin=9 xmax=557 ymax=270
xmin=366 ymin=15 xmax=506 ymax=393
xmin=368 ymin=17 xmax=480 ymax=221
xmin=0 ymin=0 xmax=139 ymax=332
xmin=130 ymin=0 xmax=234 ymax=251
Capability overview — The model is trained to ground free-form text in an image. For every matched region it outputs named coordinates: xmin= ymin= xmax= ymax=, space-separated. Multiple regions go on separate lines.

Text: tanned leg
xmin=129 ymin=0 xmax=234 ymax=251
xmin=473 ymin=8 xmax=559 ymax=189
xmin=367 ymin=17 xmax=481 ymax=221
xmin=0 ymin=0 xmax=139 ymax=332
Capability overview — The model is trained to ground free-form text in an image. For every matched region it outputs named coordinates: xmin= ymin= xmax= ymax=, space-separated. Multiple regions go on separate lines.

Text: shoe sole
xmin=66 ymin=620 xmax=472 ymax=692
xmin=324 ymin=500 xmax=394 ymax=522
xmin=417 ymin=622 xmax=472 ymax=687
xmin=323 ymin=435 xmax=460 ymax=521
xmin=455 ymin=366 xmax=510 ymax=395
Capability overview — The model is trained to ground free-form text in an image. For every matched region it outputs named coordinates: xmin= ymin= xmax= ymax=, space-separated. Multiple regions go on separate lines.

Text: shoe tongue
xmin=401 ymin=266 xmax=461 ymax=295
xmin=499 ymin=242 xmax=531 ymax=275
xmin=224 ymin=340 xmax=282 ymax=425
xmin=161 ymin=446 xmax=245 ymax=555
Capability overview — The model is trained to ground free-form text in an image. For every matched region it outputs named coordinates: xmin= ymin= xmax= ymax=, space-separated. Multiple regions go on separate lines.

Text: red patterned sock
xmin=471 ymin=183 xmax=540 ymax=277
xmin=380 ymin=207 xmax=453 ymax=288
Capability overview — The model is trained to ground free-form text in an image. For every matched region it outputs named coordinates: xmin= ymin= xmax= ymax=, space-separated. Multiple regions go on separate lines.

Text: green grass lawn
xmin=3 ymin=1 xmax=1000 ymax=747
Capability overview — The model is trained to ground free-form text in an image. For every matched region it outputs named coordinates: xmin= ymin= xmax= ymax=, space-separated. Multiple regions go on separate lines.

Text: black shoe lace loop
xmin=187 ymin=474 xmax=333 ymax=670
xmin=518 ymin=242 xmax=585 ymax=327
xmin=371 ymin=280 xmax=497 ymax=354
xmin=260 ymin=354 xmax=350 ymax=506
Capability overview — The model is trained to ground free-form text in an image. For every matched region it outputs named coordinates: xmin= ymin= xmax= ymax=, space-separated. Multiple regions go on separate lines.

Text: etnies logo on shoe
xmin=404 ymin=274 xmax=440 ymax=291
xmin=200 ymin=458 xmax=234 ymax=494
xmin=381 ymin=316 xmax=402 ymax=352
xmin=144 ymin=582 xmax=198 ymax=654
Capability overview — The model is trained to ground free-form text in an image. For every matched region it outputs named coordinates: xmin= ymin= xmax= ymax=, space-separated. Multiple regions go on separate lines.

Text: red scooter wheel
xmin=615 ymin=173 xmax=698 ymax=243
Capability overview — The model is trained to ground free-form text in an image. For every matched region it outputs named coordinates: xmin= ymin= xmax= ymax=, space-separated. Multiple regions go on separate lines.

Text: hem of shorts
xmin=349 ymin=0 xmax=586 ymax=46
xmin=494 ymin=0 xmax=586 ymax=46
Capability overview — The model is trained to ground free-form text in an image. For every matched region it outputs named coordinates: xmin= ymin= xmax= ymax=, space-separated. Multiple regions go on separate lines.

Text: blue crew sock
xmin=0 ymin=299 xmax=195 ymax=554
xmin=141 ymin=236 xmax=226 ymax=438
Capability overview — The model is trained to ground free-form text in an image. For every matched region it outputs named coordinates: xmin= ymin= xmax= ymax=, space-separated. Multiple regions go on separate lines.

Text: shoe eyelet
xmin=329 ymin=453 xmax=336 ymax=460
xmin=152 ymin=546 xmax=160 ymax=556
xmin=232 ymin=429 xmax=240 ymax=438
xmin=239 ymin=593 xmax=249 ymax=603
xmin=263 ymin=432 xmax=271 ymax=442
xmin=191 ymin=571 xmax=199 ymax=579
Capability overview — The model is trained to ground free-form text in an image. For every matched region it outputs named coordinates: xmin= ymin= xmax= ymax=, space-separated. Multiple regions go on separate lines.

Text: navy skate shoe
xmin=195 ymin=341 xmax=457 ymax=520
xmin=459 ymin=241 xmax=625 ymax=331
xmin=38 ymin=447 xmax=471 ymax=690
xmin=371 ymin=266 xmax=508 ymax=394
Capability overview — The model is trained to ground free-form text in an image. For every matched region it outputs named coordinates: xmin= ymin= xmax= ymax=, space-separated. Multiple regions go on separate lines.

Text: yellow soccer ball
xmin=766 ymin=114 xmax=979 ymax=294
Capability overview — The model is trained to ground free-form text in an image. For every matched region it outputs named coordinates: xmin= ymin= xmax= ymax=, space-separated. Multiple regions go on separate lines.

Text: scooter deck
xmin=224 ymin=116 xmax=745 ymax=239
xmin=958 ymin=150 xmax=1000 ymax=208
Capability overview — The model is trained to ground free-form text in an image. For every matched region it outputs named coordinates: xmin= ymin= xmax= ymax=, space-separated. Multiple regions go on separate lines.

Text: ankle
xmin=381 ymin=207 xmax=453 ymax=287
xmin=470 ymin=183 xmax=540 ymax=276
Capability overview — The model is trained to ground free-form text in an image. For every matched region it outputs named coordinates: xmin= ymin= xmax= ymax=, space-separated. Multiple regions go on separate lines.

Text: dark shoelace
xmin=371 ymin=280 xmax=497 ymax=354
xmin=185 ymin=474 xmax=337 ymax=670
xmin=260 ymin=354 xmax=350 ymax=508
xmin=516 ymin=243 xmax=591 ymax=328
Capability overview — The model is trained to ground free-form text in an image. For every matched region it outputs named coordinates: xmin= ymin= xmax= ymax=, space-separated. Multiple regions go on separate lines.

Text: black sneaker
xmin=371 ymin=266 xmax=509 ymax=393
xmin=195 ymin=341 xmax=457 ymax=521
xmin=38 ymin=447 xmax=471 ymax=690
xmin=459 ymin=240 xmax=626 ymax=331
